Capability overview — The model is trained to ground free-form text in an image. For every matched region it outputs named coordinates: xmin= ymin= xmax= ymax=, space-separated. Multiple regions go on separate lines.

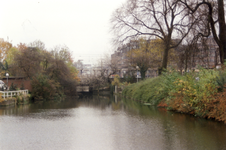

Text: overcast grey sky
xmin=0 ymin=0 xmax=126 ymax=65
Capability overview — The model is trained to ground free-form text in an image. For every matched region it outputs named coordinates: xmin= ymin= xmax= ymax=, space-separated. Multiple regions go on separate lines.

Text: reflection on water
xmin=0 ymin=94 xmax=225 ymax=150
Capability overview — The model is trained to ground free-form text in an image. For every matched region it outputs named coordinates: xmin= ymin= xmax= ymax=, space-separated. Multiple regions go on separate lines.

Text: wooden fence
xmin=0 ymin=90 xmax=29 ymax=99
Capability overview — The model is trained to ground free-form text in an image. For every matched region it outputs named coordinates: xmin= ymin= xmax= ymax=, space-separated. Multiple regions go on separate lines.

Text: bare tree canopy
xmin=111 ymin=0 xmax=195 ymax=70
xmin=179 ymin=0 xmax=226 ymax=64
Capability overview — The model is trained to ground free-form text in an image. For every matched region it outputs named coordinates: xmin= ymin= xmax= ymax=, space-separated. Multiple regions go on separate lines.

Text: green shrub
xmin=9 ymin=83 xmax=17 ymax=91
xmin=16 ymin=96 xmax=22 ymax=104
xmin=123 ymin=77 xmax=165 ymax=105
xmin=216 ymin=70 xmax=226 ymax=92
xmin=20 ymin=83 xmax=25 ymax=90
xmin=123 ymin=66 xmax=226 ymax=120
xmin=163 ymin=67 xmax=222 ymax=118
xmin=163 ymin=68 xmax=219 ymax=107
xmin=31 ymin=74 xmax=61 ymax=100
xmin=123 ymin=67 xmax=222 ymax=107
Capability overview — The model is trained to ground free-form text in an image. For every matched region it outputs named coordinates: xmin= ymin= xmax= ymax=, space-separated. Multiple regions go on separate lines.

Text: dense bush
xmin=9 ymin=83 xmax=17 ymax=91
xmin=31 ymin=74 xmax=63 ymax=100
xmin=161 ymin=68 xmax=220 ymax=117
xmin=16 ymin=93 xmax=31 ymax=104
xmin=164 ymin=68 xmax=219 ymax=109
xmin=20 ymin=83 xmax=25 ymax=90
xmin=122 ymin=77 xmax=164 ymax=105
xmin=216 ymin=70 xmax=226 ymax=92
xmin=123 ymin=67 xmax=226 ymax=122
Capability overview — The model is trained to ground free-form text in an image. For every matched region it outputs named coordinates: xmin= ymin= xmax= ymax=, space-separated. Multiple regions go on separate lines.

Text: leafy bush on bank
xmin=122 ymin=76 xmax=165 ymax=105
xmin=16 ymin=93 xmax=31 ymax=104
xmin=122 ymin=67 xmax=226 ymax=123
xmin=31 ymin=74 xmax=64 ymax=101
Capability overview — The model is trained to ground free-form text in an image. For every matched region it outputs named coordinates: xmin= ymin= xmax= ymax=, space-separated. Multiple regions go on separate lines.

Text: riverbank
xmin=122 ymin=68 xmax=226 ymax=123
xmin=0 ymin=94 xmax=30 ymax=106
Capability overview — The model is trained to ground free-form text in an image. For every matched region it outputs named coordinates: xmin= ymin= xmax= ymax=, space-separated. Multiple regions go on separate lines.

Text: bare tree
xmin=50 ymin=45 xmax=73 ymax=63
xmin=179 ymin=0 xmax=226 ymax=64
xmin=88 ymin=75 xmax=107 ymax=92
xmin=109 ymin=56 xmax=120 ymax=77
xmin=104 ymin=54 xmax=122 ymax=81
xmin=86 ymin=55 xmax=115 ymax=91
xmin=111 ymin=0 xmax=195 ymax=72
xmin=28 ymin=40 xmax=46 ymax=51
xmin=95 ymin=54 xmax=121 ymax=83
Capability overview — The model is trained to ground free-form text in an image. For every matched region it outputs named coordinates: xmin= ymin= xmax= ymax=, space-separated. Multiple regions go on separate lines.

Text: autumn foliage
xmin=127 ymin=38 xmax=178 ymax=79
xmin=207 ymin=90 xmax=226 ymax=123
xmin=162 ymin=68 xmax=226 ymax=123
xmin=0 ymin=39 xmax=79 ymax=100
xmin=0 ymin=39 xmax=12 ymax=61
xmin=124 ymin=67 xmax=226 ymax=123
xmin=166 ymin=88 xmax=226 ymax=123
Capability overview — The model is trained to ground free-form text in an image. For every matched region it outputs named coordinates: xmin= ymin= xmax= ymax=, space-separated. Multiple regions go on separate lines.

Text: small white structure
xmin=0 ymin=90 xmax=29 ymax=99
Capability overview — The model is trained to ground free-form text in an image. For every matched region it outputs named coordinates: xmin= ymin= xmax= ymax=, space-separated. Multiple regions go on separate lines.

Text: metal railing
xmin=0 ymin=90 xmax=29 ymax=99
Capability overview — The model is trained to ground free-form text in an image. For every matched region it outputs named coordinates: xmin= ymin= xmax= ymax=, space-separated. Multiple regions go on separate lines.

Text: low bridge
xmin=76 ymin=84 xmax=93 ymax=93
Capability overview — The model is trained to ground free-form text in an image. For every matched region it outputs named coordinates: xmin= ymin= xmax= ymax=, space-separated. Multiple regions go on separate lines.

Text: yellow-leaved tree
xmin=0 ymin=39 xmax=12 ymax=76
xmin=5 ymin=47 xmax=19 ymax=66
xmin=0 ymin=39 xmax=12 ymax=61
xmin=127 ymin=37 xmax=178 ymax=79
xmin=149 ymin=38 xmax=179 ymax=71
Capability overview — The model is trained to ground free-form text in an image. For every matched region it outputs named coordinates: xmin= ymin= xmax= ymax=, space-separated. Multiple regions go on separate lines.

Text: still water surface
xmin=0 ymin=94 xmax=226 ymax=150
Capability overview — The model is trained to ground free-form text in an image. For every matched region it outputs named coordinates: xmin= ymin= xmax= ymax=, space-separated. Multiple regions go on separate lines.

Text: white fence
xmin=0 ymin=90 xmax=29 ymax=99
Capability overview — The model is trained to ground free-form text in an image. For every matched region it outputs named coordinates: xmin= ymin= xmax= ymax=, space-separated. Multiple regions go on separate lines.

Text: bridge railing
xmin=0 ymin=90 xmax=29 ymax=99
xmin=76 ymin=86 xmax=90 ymax=92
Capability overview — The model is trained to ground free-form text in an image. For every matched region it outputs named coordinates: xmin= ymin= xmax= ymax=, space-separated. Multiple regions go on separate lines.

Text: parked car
xmin=0 ymin=80 xmax=7 ymax=91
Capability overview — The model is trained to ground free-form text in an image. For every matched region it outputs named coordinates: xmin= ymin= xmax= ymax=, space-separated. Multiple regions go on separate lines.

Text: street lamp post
xmin=6 ymin=73 xmax=9 ymax=90
xmin=136 ymin=66 xmax=139 ymax=83
xmin=123 ymin=70 xmax=126 ymax=78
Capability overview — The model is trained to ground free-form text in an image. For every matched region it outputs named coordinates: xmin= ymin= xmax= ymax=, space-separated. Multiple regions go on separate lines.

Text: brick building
xmin=2 ymin=77 xmax=32 ymax=91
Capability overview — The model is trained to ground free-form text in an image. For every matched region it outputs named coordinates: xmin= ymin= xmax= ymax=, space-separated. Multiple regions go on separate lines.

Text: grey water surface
xmin=0 ymin=94 xmax=225 ymax=150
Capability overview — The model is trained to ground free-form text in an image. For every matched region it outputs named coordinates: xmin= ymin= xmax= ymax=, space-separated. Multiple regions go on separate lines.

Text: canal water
xmin=0 ymin=94 xmax=225 ymax=150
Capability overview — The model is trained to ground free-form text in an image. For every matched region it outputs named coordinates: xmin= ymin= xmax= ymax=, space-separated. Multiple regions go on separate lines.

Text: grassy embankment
xmin=122 ymin=67 xmax=226 ymax=123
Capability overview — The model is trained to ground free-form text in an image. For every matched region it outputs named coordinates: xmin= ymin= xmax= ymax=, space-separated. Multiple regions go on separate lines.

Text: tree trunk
xmin=218 ymin=0 xmax=226 ymax=63
xmin=161 ymin=45 xmax=170 ymax=72
xmin=185 ymin=51 xmax=188 ymax=72
xmin=140 ymin=68 xmax=146 ymax=80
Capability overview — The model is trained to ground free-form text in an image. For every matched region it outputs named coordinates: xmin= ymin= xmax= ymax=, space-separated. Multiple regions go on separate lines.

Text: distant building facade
xmin=111 ymin=40 xmax=158 ymax=78
xmin=178 ymin=36 xmax=220 ymax=72
xmin=111 ymin=36 xmax=221 ymax=78
xmin=195 ymin=36 xmax=220 ymax=69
